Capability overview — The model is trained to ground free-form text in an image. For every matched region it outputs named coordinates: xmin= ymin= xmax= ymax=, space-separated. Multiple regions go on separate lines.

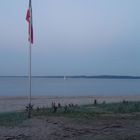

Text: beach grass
xmin=98 ymin=101 xmax=140 ymax=113
xmin=32 ymin=101 xmax=140 ymax=119
xmin=0 ymin=112 xmax=27 ymax=126
xmin=1 ymin=101 xmax=140 ymax=126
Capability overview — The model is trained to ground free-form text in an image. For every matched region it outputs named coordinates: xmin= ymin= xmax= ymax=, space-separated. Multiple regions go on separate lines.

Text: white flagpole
xmin=28 ymin=0 xmax=32 ymax=118
xmin=28 ymin=38 xmax=32 ymax=118
xmin=29 ymin=41 xmax=32 ymax=106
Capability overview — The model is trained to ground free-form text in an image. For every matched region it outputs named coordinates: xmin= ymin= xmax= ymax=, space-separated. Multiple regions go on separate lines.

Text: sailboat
xmin=64 ymin=76 xmax=66 ymax=80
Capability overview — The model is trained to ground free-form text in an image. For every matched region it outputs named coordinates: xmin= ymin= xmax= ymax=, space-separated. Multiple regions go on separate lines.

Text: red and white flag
xmin=26 ymin=0 xmax=33 ymax=44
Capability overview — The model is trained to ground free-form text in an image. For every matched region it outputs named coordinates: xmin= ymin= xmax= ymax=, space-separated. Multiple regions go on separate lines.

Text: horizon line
xmin=0 ymin=75 xmax=140 ymax=78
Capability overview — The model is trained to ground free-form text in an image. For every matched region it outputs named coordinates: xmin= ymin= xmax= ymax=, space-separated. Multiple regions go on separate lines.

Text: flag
xmin=26 ymin=0 xmax=33 ymax=44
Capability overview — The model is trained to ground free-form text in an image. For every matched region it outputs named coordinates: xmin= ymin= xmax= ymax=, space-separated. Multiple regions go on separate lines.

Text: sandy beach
xmin=0 ymin=115 xmax=140 ymax=140
xmin=0 ymin=95 xmax=140 ymax=112
xmin=0 ymin=96 xmax=140 ymax=140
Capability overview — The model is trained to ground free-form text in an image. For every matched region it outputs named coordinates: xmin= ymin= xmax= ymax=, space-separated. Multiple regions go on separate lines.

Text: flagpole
xmin=28 ymin=40 xmax=32 ymax=118
xmin=28 ymin=0 xmax=32 ymax=118
xmin=29 ymin=42 xmax=32 ymax=107
xmin=26 ymin=0 xmax=33 ymax=118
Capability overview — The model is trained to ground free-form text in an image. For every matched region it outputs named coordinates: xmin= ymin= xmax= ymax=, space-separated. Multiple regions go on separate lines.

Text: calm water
xmin=0 ymin=77 xmax=140 ymax=96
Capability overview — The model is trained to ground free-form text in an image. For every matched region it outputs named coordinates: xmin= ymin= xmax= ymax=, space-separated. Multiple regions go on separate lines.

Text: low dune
xmin=0 ymin=95 xmax=140 ymax=112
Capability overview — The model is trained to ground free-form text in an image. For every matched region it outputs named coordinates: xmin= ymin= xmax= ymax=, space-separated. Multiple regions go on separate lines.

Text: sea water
xmin=0 ymin=77 xmax=139 ymax=96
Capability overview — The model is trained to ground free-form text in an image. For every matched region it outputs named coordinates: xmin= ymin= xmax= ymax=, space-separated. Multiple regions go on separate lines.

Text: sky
xmin=0 ymin=0 xmax=140 ymax=76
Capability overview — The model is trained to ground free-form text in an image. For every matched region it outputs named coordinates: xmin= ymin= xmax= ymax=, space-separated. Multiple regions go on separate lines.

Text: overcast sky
xmin=0 ymin=0 xmax=140 ymax=76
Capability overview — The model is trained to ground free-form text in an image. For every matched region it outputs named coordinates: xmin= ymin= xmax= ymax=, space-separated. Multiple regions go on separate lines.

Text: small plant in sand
xmin=94 ymin=99 xmax=98 ymax=106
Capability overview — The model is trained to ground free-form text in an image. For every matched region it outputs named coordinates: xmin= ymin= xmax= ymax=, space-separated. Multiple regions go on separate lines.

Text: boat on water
xmin=64 ymin=76 xmax=66 ymax=80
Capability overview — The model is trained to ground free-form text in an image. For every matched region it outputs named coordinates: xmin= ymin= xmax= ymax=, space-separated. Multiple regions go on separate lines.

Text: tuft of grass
xmin=98 ymin=101 xmax=140 ymax=113
xmin=0 ymin=112 xmax=27 ymax=127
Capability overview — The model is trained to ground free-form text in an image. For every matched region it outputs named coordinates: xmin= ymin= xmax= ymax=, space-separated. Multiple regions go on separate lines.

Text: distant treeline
xmin=1 ymin=75 xmax=140 ymax=79
xmin=45 ymin=75 xmax=140 ymax=79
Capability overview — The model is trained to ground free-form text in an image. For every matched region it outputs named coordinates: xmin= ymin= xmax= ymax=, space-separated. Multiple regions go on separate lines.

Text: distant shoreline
xmin=0 ymin=75 xmax=140 ymax=79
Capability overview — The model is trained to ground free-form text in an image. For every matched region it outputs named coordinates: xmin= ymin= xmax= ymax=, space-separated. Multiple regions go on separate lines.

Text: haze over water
xmin=0 ymin=0 xmax=140 ymax=76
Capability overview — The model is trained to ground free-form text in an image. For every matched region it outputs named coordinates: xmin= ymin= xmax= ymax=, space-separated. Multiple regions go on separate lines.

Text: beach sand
xmin=0 ymin=95 xmax=140 ymax=112
xmin=0 ymin=115 xmax=140 ymax=140
xmin=0 ymin=95 xmax=140 ymax=140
